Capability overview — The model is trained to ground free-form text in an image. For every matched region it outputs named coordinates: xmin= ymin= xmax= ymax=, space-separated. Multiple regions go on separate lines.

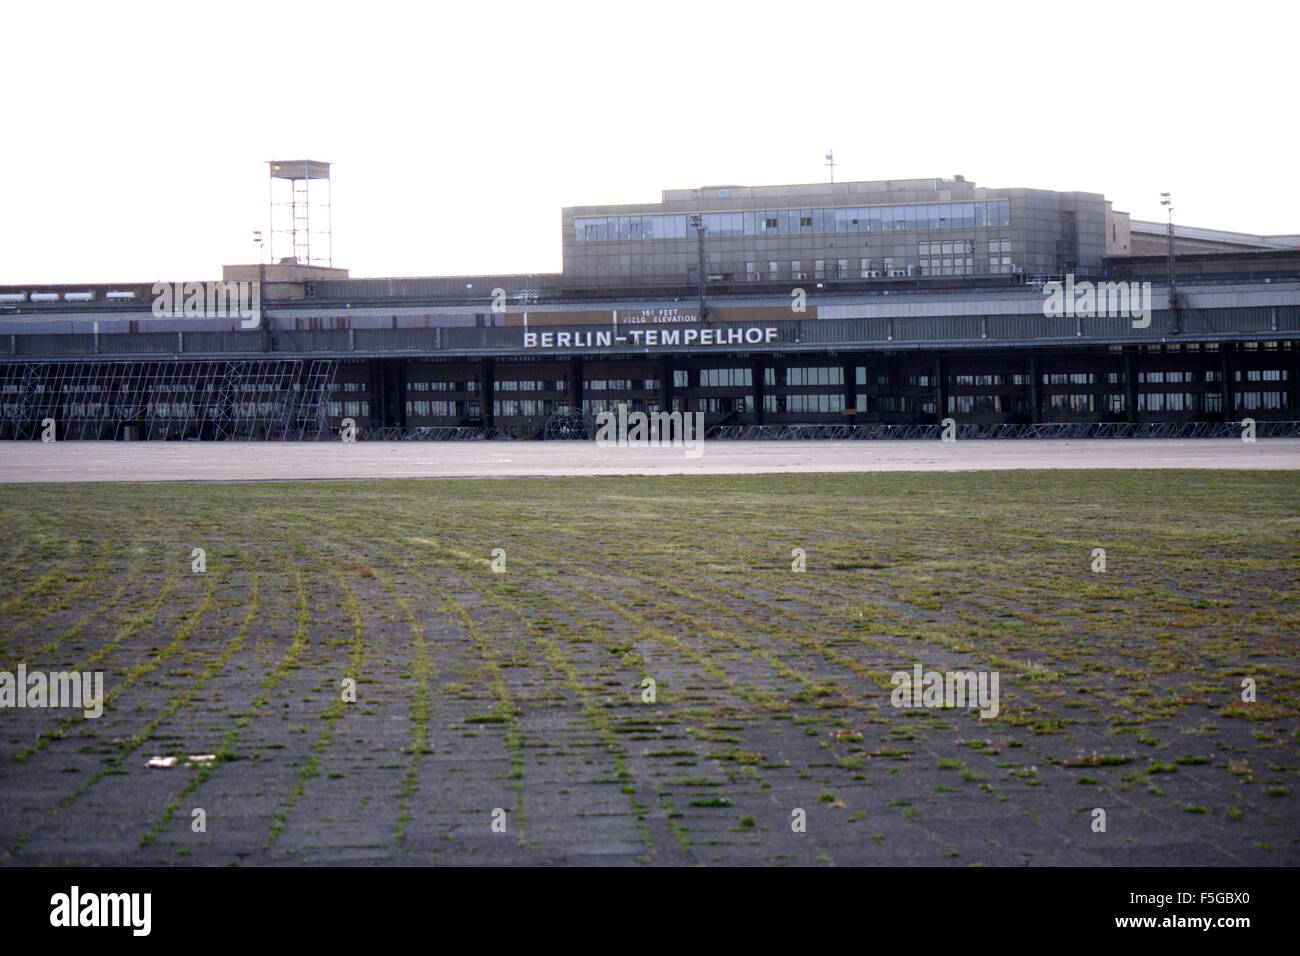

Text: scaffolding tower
xmin=0 ymin=359 xmax=337 ymax=441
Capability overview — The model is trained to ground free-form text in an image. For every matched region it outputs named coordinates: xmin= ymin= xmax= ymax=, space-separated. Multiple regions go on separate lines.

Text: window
xmin=698 ymin=368 xmax=752 ymax=388
xmin=575 ymin=199 xmax=1013 ymax=242
xmin=987 ymin=238 xmax=1012 ymax=273
xmin=814 ymin=260 xmax=825 ymax=279
xmin=784 ymin=393 xmax=844 ymax=413
xmin=786 ymin=367 xmax=843 ymax=386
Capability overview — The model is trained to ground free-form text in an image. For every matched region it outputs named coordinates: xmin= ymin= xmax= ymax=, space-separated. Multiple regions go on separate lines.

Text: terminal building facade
xmin=1 ymin=176 xmax=1299 ymax=440
xmin=564 ymin=177 xmax=1118 ymax=281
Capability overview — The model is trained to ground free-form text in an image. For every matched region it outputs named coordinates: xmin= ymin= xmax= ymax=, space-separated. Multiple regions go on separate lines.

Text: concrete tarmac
xmin=2 ymin=438 xmax=1298 ymax=483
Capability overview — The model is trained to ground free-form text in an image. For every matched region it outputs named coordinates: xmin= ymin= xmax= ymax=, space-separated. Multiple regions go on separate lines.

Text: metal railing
xmin=330 ymin=419 xmax=1300 ymax=441
xmin=705 ymin=420 xmax=1300 ymax=441
xmin=358 ymin=426 xmax=489 ymax=441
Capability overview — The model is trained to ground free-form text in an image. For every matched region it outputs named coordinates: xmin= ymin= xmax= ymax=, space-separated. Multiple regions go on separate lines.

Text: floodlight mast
xmin=268 ymin=160 xmax=333 ymax=267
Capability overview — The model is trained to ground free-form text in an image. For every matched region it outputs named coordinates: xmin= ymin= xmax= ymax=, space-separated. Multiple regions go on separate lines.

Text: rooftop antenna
xmin=825 ymin=150 xmax=836 ymax=184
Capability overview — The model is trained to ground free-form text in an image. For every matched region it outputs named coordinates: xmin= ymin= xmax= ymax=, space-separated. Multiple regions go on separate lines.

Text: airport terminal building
xmin=2 ymin=175 xmax=1299 ymax=440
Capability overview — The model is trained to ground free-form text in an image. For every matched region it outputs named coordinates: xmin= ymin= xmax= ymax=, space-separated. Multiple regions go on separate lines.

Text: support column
xmin=368 ymin=361 xmax=383 ymax=428
xmin=660 ymin=357 xmax=673 ymax=414
xmin=1029 ymin=353 xmax=1042 ymax=423
xmin=883 ymin=357 xmax=899 ymax=423
xmin=752 ymin=356 xmax=766 ymax=424
xmin=843 ymin=356 xmax=856 ymax=420
xmin=388 ymin=360 xmax=407 ymax=429
xmin=1124 ymin=349 xmax=1138 ymax=423
xmin=1291 ymin=344 xmax=1299 ymax=419
xmin=1221 ymin=344 xmax=1234 ymax=420
xmin=569 ymin=357 xmax=584 ymax=415
xmin=481 ymin=358 xmax=495 ymax=431
xmin=935 ymin=356 xmax=948 ymax=420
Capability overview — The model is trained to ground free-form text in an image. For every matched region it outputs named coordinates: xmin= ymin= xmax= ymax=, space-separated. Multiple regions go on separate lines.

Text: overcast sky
xmin=2 ymin=0 xmax=1296 ymax=284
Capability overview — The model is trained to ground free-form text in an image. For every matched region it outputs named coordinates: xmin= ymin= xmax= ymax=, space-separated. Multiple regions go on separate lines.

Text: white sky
xmin=1 ymin=0 xmax=1296 ymax=284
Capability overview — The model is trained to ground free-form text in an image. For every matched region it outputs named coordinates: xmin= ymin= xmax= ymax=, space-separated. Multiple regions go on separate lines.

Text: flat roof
xmin=268 ymin=160 xmax=331 ymax=181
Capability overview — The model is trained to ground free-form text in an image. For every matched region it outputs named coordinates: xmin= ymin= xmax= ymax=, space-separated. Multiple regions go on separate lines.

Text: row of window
xmin=1235 ymin=391 xmax=1289 ymax=410
xmin=1048 ymin=369 xmax=1290 ymax=386
xmin=1136 ymin=393 xmax=1223 ymax=412
xmin=409 ymin=380 xmax=479 ymax=392
xmin=747 ymin=258 xmax=898 ymax=280
xmin=779 ymin=393 xmax=846 ymax=413
xmin=1048 ymin=394 xmax=1127 ymax=413
xmin=49 ymin=402 xmax=310 ymax=417
xmin=407 ymin=400 xmax=461 ymax=417
xmin=496 ymin=379 xmax=567 ymax=391
xmin=493 ymin=399 xmax=558 ymax=417
xmin=1238 ymin=369 xmax=1289 ymax=381
xmin=48 ymin=382 xmax=306 ymax=394
xmin=582 ymin=398 xmax=662 ymax=414
xmin=585 ymin=378 xmax=660 ymax=391
xmin=920 ymin=257 xmax=978 ymax=276
xmin=694 ymin=398 xmax=745 ymax=413
xmin=575 ymin=201 xmax=1011 ymax=241
xmin=948 ymin=395 xmax=1014 ymax=414
xmin=854 ymin=395 xmax=939 ymax=414
xmin=950 ymin=374 xmax=1033 ymax=386
xmin=676 ymin=366 xmax=847 ymax=387
xmin=326 ymin=401 xmax=370 ymax=418
xmin=699 ymin=368 xmax=751 ymax=388
xmin=786 ymin=367 xmax=843 ymax=386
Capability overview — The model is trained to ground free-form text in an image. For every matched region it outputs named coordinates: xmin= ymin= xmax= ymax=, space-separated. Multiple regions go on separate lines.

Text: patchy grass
xmin=0 ymin=470 xmax=1297 ymax=865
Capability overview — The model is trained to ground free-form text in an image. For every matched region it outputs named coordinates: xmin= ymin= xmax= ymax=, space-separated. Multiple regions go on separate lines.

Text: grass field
xmin=1 ymin=470 xmax=1297 ymax=866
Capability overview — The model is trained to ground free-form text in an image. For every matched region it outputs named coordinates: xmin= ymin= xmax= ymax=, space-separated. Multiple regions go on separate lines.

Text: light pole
xmin=690 ymin=214 xmax=710 ymax=322
xmin=253 ymin=229 xmax=270 ymax=351
xmin=1160 ymin=193 xmax=1179 ymax=334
